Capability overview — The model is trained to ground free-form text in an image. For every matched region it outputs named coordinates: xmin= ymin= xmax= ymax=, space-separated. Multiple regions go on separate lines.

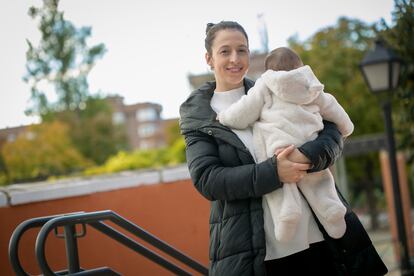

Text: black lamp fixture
xmin=360 ymin=39 xmax=401 ymax=93
xmin=360 ymin=40 xmax=412 ymax=275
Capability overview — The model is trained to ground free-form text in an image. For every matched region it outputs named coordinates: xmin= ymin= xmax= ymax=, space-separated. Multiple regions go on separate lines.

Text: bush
xmin=2 ymin=121 xmax=91 ymax=183
xmin=84 ymin=138 xmax=186 ymax=176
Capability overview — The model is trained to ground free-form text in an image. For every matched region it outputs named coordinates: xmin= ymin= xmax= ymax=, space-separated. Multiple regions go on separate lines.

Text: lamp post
xmin=360 ymin=40 xmax=412 ymax=275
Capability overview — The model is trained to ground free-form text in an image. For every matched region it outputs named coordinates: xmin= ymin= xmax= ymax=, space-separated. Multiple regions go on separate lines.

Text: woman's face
xmin=206 ymin=29 xmax=249 ymax=91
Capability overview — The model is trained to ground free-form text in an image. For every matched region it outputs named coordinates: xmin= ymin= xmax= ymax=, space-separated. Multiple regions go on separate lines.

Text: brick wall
xmin=0 ymin=165 xmax=209 ymax=275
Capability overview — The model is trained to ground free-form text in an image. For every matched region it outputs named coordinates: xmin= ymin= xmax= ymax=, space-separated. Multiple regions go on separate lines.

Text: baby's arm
xmin=218 ymin=78 xmax=267 ymax=129
xmin=315 ymin=92 xmax=354 ymax=137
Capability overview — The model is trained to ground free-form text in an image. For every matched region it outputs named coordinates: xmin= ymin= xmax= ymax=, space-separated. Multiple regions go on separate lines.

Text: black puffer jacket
xmin=180 ymin=79 xmax=387 ymax=276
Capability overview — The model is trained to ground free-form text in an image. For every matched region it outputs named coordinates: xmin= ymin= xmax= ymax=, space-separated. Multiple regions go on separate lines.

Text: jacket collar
xmin=179 ymin=78 xmax=255 ymax=134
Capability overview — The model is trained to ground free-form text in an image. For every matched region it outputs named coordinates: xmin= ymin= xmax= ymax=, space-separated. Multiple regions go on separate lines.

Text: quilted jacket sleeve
xmin=298 ymin=120 xmax=344 ymax=173
xmin=184 ymin=131 xmax=282 ymax=201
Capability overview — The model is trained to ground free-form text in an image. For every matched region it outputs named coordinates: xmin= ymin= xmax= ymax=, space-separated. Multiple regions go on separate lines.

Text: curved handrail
xmin=8 ymin=212 xmax=84 ymax=276
xmin=35 ymin=210 xmax=208 ymax=275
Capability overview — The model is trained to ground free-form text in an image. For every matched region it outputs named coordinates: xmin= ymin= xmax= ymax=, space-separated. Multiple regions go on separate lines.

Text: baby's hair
xmin=205 ymin=21 xmax=249 ymax=55
xmin=265 ymin=47 xmax=303 ymax=71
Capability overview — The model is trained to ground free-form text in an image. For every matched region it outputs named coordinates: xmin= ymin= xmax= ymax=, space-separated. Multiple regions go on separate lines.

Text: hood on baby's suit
xmin=261 ymin=65 xmax=324 ymax=105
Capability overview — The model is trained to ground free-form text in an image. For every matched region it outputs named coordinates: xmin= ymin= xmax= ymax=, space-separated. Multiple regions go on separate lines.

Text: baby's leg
xmin=265 ymin=183 xmax=302 ymax=242
xmin=298 ymin=170 xmax=346 ymax=239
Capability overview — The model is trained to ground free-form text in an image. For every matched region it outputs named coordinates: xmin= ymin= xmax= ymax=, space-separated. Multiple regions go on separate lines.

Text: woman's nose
xmin=229 ymin=51 xmax=239 ymax=63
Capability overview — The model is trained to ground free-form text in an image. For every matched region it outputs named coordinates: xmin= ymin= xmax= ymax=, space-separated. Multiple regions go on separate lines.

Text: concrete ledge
xmin=0 ymin=191 xmax=8 ymax=207
xmin=1 ymin=164 xmax=190 ymax=207
xmin=161 ymin=165 xmax=190 ymax=183
xmin=8 ymin=180 xmax=93 ymax=206
xmin=88 ymin=170 xmax=161 ymax=193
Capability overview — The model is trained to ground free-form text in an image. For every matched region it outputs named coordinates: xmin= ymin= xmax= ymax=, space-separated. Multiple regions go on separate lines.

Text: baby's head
xmin=264 ymin=47 xmax=303 ymax=71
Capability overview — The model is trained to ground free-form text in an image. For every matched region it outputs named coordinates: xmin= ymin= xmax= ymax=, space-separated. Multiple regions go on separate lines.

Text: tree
xmin=24 ymin=0 xmax=128 ymax=165
xmin=46 ymin=96 xmax=129 ymax=164
xmin=289 ymin=17 xmax=383 ymax=136
xmin=2 ymin=122 xmax=90 ymax=183
xmin=24 ymin=0 xmax=106 ymax=115
xmin=0 ymin=153 xmax=7 ymax=185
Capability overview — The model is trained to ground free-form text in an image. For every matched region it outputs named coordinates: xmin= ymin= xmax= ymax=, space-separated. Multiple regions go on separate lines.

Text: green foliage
xmin=24 ymin=0 xmax=106 ymax=115
xmin=84 ymin=133 xmax=186 ymax=176
xmin=43 ymin=95 xmax=129 ymax=165
xmin=1 ymin=121 xmax=91 ymax=183
xmin=165 ymin=120 xmax=182 ymax=146
xmin=379 ymin=0 xmax=414 ymax=164
xmin=164 ymin=137 xmax=186 ymax=165
xmin=289 ymin=17 xmax=383 ymax=136
xmin=0 ymin=172 xmax=7 ymax=186
xmin=85 ymin=149 xmax=163 ymax=175
xmin=0 ymin=154 xmax=8 ymax=185
xmin=24 ymin=0 xmax=127 ymax=165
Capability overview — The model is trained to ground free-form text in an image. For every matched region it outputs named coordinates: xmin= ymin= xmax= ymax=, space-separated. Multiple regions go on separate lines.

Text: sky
xmin=0 ymin=0 xmax=395 ymax=129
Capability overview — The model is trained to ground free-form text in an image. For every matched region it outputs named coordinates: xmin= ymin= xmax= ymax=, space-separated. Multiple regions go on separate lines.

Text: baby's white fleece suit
xmin=218 ymin=65 xmax=354 ymax=242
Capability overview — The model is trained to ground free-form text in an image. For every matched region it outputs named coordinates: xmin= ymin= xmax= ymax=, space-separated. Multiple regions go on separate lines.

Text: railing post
xmin=63 ymin=225 xmax=81 ymax=273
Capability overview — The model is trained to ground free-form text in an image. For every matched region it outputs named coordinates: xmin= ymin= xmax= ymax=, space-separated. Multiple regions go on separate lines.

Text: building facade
xmin=105 ymin=96 xmax=178 ymax=150
xmin=0 ymin=97 xmax=179 ymax=152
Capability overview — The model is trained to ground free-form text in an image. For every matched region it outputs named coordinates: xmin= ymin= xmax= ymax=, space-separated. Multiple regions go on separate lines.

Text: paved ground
xmin=369 ymin=229 xmax=400 ymax=275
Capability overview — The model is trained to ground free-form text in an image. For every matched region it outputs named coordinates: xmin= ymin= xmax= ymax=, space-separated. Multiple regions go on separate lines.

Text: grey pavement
xmin=369 ymin=229 xmax=400 ymax=275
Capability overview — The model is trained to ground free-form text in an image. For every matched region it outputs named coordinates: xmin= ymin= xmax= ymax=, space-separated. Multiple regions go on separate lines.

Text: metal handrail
xmin=8 ymin=212 xmax=85 ymax=276
xmin=34 ymin=210 xmax=208 ymax=275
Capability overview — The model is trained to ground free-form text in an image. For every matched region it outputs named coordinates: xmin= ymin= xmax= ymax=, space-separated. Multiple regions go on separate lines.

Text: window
xmin=138 ymin=124 xmax=157 ymax=138
xmin=136 ymin=108 xmax=158 ymax=122
xmin=112 ymin=112 xmax=126 ymax=125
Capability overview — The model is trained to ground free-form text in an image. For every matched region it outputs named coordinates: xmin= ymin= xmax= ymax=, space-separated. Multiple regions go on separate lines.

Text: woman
xmin=179 ymin=21 xmax=387 ymax=276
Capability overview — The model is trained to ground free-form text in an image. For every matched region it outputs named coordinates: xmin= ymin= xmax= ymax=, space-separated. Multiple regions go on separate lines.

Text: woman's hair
xmin=265 ymin=47 xmax=303 ymax=71
xmin=205 ymin=21 xmax=249 ymax=55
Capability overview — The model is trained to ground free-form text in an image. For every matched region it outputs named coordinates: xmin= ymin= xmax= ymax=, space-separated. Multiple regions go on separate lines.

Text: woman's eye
xmin=220 ymin=50 xmax=228 ymax=54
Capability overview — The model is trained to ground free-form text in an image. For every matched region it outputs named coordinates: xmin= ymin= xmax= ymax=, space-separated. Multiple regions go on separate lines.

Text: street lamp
xmin=360 ymin=40 xmax=412 ymax=275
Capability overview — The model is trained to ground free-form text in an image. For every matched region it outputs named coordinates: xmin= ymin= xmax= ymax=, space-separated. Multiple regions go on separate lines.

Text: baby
xmin=218 ymin=47 xmax=353 ymax=242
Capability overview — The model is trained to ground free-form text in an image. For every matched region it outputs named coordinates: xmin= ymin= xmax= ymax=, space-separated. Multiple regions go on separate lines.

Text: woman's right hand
xmin=275 ymin=145 xmax=310 ymax=183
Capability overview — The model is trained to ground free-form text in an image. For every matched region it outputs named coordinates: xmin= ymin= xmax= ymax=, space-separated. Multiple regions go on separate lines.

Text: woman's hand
xmin=288 ymin=148 xmax=311 ymax=164
xmin=275 ymin=145 xmax=310 ymax=183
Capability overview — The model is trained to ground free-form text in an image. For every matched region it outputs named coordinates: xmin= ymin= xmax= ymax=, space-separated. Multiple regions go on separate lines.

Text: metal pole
xmin=382 ymin=100 xmax=412 ymax=275
xmin=63 ymin=225 xmax=81 ymax=273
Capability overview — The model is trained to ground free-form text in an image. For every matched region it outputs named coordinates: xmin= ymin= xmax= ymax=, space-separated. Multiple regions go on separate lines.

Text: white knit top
xmin=211 ymin=85 xmax=324 ymax=260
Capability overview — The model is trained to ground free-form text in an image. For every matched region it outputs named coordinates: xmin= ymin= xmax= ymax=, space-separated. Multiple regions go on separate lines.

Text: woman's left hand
xmin=275 ymin=147 xmax=310 ymax=164
xmin=288 ymin=148 xmax=311 ymax=164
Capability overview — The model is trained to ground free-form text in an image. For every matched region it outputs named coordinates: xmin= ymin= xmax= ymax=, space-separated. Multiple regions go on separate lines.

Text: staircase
xmin=8 ymin=210 xmax=208 ymax=275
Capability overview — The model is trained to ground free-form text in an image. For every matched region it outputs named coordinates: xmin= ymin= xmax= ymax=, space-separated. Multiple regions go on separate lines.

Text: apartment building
xmin=106 ymin=95 xmax=178 ymax=150
xmin=0 ymin=97 xmax=179 ymax=151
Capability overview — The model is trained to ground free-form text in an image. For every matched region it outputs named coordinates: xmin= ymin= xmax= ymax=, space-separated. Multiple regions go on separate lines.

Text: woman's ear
xmin=205 ymin=52 xmax=213 ymax=70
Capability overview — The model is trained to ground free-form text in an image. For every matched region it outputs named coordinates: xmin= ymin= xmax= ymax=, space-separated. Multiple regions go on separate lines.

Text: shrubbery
xmin=84 ymin=137 xmax=186 ymax=176
xmin=1 ymin=121 xmax=91 ymax=183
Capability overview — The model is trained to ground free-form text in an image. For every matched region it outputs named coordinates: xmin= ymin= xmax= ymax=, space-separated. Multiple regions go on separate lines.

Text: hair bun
xmin=206 ymin=23 xmax=215 ymax=34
